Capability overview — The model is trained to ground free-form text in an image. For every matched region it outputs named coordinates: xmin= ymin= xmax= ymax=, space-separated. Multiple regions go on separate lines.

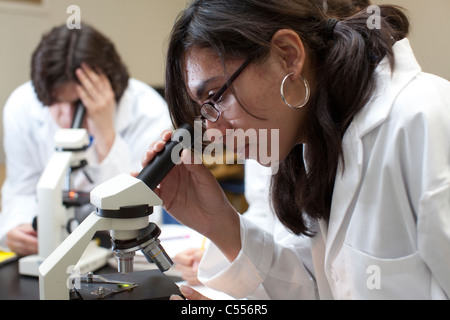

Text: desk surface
xmin=0 ymin=225 xmax=213 ymax=300
xmin=0 ymin=225 xmax=236 ymax=300
xmin=0 ymin=259 xmax=39 ymax=300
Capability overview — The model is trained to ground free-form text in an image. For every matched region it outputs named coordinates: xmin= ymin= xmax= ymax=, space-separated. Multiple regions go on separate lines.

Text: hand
xmin=6 ymin=224 xmax=38 ymax=257
xmin=75 ymin=63 xmax=116 ymax=162
xmin=170 ymin=285 xmax=211 ymax=300
xmin=173 ymin=248 xmax=205 ymax=285
xmin=138 ymin=130 xmax=242 ymax=262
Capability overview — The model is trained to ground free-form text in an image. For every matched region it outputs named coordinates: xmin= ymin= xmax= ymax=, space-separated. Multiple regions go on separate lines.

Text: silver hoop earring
xmin=280 ymin=73 xmax=310 ymax=110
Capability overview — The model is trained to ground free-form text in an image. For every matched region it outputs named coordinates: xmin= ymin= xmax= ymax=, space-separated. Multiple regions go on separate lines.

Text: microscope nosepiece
xmin=112 ymin=223 xmax=173 ymax=274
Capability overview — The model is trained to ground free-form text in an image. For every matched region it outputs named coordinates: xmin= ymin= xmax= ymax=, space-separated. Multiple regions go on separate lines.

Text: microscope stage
xmin=70 ymin=269 xmax=183 ymax=300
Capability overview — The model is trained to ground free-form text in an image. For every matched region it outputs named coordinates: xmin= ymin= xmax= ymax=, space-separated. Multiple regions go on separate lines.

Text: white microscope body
xmin=19 ymin=128 xmax=110 ymax=277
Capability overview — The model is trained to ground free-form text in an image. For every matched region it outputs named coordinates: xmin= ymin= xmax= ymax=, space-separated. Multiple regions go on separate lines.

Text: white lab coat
xmin=198 ymin=39 xmax=450 ymax=300
xmin=0 ymin=79 xmax=173 ymax=249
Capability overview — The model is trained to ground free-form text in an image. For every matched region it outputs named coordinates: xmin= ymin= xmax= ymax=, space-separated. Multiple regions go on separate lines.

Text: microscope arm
xmin=36 ymin=152 xmax=73 ymax=257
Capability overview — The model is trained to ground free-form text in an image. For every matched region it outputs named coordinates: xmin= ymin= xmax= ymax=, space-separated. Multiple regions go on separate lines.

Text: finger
xmin=140 ymin=140 xmax=169 ymax=167
xmin=179 ymin=285 xmax=211 ymax=300
xmin=161 ymin=129 xmax=173 ymax=142
xmin=194 ymin=248 xmax=205 ymax=261
xmin=174 ymin=260 xmax=195 ymax=272
xmin=21 ymin=224 xmax=38 ymax=237
xmin=141 ymin=149 xmax=156 ymax=168
xmin=86 ymin=65 xmax=113 ymax=94
xmin=76 ymin=67 xmax=99 ymax=99
xmin=75 ymin=83 xmax=94 ymax=108
xmin=81 ymin=63 xmax=102 ymax=85
xmin=173 ymin=256 xmax=194 ymax=267
xmin=21 ymin=232 xmax=38 ymax=246
xmin=7 ymin=235 xmax=37 ymax=257
xmin=151 ymin=140 xmax=167 ymax=153
xmin=130 ymin=171 xmax=139 ymax=178
xmin=173 ymin=248 xmax=199 ymax=265
xmin=170 ymin=294 xmax=185 ymax=300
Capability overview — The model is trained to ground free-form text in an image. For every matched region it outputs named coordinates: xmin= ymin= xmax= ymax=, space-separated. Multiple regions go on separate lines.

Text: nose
xmin=52 ymin=102 xmax=77 ymax=128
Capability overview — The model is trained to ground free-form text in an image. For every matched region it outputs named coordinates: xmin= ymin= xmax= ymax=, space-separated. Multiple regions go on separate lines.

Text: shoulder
xmin=4 ymin=81 xmax=42 ymax=115
xmin=390 ymin=72 xmax=450 ymax=129
xmin=119 ymin=78 xmax=168 ymax=114
xmin=115 ymin=79 xmax=171 ymax=132
xmin=124 ymin=78 xmax=165 ymax=100
xmin=6 ymin=81 xmax=36 ymax=104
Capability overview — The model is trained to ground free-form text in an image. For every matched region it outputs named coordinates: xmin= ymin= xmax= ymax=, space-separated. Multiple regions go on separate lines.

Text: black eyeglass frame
xmin=199 ymin=58 xmax=253 ymax=123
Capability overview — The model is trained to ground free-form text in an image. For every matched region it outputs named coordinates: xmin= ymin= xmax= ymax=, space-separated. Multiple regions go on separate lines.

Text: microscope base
xmin=19 ymin=241 xmax=111 ymax=277
xmin=70 ymin=270 xmax=183 ymax=300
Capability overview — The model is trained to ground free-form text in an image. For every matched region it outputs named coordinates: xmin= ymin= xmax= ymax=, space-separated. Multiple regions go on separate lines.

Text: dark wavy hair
xmin=165 ymin=0 xmax=409 ymax=236
xmin=31 ymin=23 xmax=129 ymax=106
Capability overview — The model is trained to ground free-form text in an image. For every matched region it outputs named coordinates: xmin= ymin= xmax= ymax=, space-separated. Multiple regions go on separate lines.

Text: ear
xmin=271 ymin=29 xmax=306 ymax=80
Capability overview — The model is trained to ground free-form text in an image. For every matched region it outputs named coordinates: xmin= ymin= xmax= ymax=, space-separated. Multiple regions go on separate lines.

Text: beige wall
xmin=0 ymin=0 xmax=448 ymax=164
xmin=374 ymin=0 xmax=450 ymax=80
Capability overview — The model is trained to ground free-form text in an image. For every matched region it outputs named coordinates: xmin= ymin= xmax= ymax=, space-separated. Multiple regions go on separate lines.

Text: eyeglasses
xmin=199 ymin=58 xmax=252 ymax=123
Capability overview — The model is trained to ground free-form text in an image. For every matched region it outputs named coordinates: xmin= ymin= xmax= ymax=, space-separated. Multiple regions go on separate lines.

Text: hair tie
xmin=324 ymin=18 xmax=339 ymax=41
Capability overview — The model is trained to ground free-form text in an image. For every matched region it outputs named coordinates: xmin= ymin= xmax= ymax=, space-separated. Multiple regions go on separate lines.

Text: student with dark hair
xmin=0 ymin=24 xmax=172 ymax=256
xmin=145 ymin=0 xmax=450 ymax=299
xmin=171 ymin=0 xmax=376 ymax=290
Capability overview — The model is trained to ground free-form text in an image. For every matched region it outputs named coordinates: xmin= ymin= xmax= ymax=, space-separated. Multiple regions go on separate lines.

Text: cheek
xmin=244 ymin=77 xmax=283 ymax=122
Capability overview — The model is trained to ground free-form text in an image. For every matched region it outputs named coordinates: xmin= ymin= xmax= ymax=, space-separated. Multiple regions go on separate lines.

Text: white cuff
xmin=198 ymin=215 xmax=274 ymax=299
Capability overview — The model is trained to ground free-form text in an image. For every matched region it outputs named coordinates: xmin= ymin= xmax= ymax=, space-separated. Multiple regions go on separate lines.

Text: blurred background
xmin=0 ymin=0 xmax=448 ymax=167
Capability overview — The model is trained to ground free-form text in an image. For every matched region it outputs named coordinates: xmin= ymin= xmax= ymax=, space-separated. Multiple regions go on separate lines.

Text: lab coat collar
xmin=323 ymin=39 xmax=422 ymax=268
xmin=353 ymin=38 xmax=422 ymax=138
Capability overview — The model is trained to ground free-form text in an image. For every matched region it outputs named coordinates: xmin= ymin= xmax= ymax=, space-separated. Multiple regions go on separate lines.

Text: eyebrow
xmin=194 ymin=77 xmax=220 ymax=101
xmin=193 ymin=58 xmax=253 ymax=102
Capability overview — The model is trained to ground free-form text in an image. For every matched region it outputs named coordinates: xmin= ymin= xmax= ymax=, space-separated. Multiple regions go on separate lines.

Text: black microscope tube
xmin=71 ymin=102 xmax=87 ymax=129
xmin=137 ymin=123 xmax=195 ymax=190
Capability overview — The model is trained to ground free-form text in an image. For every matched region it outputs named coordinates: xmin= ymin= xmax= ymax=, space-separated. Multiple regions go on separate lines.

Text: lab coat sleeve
xmin=408 ymin=74 xmax=450 ymax=298
xmin=0 ymin=85 xmax=42 ymax=249
xmin=198 ymin=214 xmax=317 ymax=299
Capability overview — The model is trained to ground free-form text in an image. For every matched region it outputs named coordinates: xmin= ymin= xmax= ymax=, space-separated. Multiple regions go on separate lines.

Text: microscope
xmin=39 ymin=123 xmax=197 ymax=300
xmin=19 ymin=103 xmax=110 ymax=277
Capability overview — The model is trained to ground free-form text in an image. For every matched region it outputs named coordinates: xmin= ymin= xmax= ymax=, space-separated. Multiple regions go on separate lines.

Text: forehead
xmin=183 ymin=47 xmax=225 ymax=100
xmin=52 ymin=82 xmax=78 ymax=103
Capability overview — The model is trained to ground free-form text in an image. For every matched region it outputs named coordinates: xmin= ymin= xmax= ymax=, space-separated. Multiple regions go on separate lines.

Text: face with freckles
xmin=183 ymin=46 xmax=308 ymax=165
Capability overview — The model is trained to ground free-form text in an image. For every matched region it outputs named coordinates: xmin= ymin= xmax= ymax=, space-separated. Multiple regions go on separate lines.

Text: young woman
xmin=145 ymin=0 xmax=450 ymax=299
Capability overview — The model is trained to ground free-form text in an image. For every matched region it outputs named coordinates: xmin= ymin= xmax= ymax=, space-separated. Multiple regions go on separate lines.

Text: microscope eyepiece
xmin=136 ymin=123 xmax=195 ymax=190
